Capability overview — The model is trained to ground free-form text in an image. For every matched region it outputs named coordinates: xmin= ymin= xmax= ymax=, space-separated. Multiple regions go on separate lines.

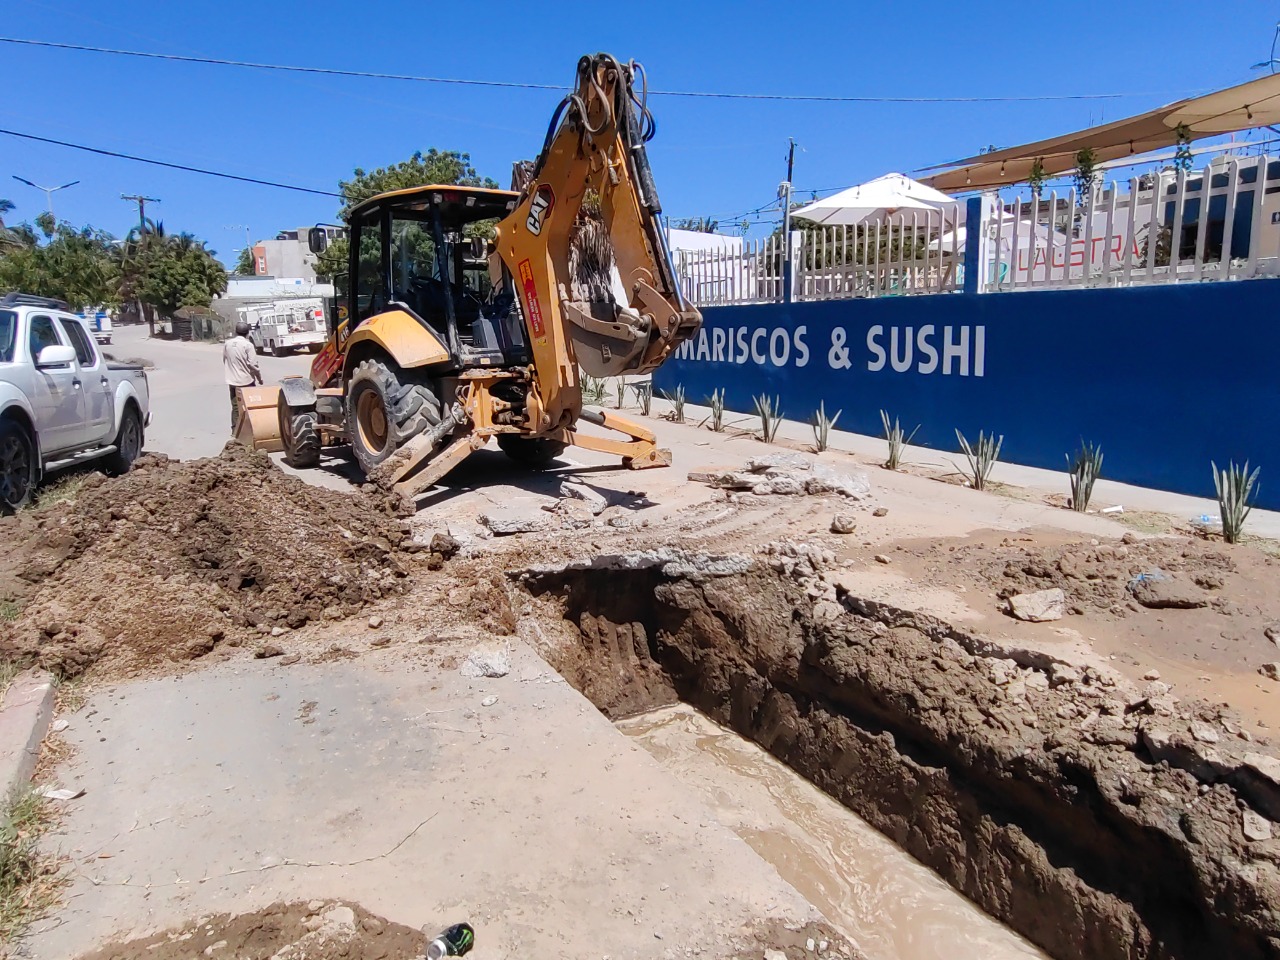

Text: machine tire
xmin=103 ymin=405 xmax=144 ymax=476
xmin=0 ymin=419 xmax=37 ymax=513
xmin=278 ymin=395 xmax=321 ymax=468
xmin=272 ymin=342 xmax=289 ymax=358
xmin=497 ymin=434 xmax=568 ymax=469
xmin=346 ymin=358 xmax=441 ymax=475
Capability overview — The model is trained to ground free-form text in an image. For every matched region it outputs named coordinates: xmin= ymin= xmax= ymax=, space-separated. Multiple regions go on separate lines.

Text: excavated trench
xmin=515 ymin=554 xmax=1280 ymax=960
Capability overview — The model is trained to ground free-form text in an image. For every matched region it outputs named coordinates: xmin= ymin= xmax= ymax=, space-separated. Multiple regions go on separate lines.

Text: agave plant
xmin=880 ymin=410 xmax=920 ymax=470
xmin=754 ymin=394 xmax=783 ymax=443
xmin=1066 ymin=441 xmax=1104 ymax=512
xmin=661 ymin=385 xmax=687 ymax=423
xmin=1212 ymin=460 xmax=1261 ymax=544
xmin=706 ymin=388 xmax=726 ymax=432
xmin=811 ymin=402 xmax=842 ymax=452
xmin=632 ymin=381 xmax=653 ymax=416
xmin=955 ymin=428 xmax=1003 ymax=491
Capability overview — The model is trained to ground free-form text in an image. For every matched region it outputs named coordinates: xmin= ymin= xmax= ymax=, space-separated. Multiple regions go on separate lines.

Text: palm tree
xmin=0 ymin=199 xmax=18 ymax=250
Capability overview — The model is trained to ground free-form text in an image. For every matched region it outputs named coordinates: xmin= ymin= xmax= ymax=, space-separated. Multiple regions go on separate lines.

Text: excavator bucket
xmin=235 ymin=385 xmax=284 ymax=452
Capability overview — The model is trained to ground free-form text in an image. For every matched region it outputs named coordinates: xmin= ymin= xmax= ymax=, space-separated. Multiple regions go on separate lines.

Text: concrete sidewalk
xmin=27 ymin=641 xmax=821 ymax=959
xmin=655 ymin=396 xmax=1280 ymax=541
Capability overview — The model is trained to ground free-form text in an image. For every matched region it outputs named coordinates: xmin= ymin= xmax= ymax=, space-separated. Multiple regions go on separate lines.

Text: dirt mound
xmin=970 ymin=535 xmax=1241 ymax=616
xmin=75 ymin=901 xmax=424 ymax=960
xmin=0 ymin=444 xmax=416 ymax=680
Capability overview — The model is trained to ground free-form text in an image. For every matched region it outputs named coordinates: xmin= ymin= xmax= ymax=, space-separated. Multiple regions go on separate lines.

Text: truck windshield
xmin=0 ymin=311 xmax=14 ymax=364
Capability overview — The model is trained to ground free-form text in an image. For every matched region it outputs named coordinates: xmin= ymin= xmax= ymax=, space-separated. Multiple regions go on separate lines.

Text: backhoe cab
xmin=248 ymin=53 xmax=702 ymax=500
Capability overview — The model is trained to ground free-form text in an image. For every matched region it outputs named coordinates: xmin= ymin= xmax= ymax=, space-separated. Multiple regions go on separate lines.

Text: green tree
xmin=0 ymin=218 xmax=120 ymax=310
xmin=319 ymin=148 xmax=501 ymax=294
xmin=0 ymin=199 xmax=17 ymax=249
xmin=335 ymin=149 xmax=499 ymax=221
xmin=234 ymin=246 xmax=255 ymax=275
xmin=671 ymin=217 xmax=720 ymax=233
xmin=136 ymin=233 xmax=228 ymax=316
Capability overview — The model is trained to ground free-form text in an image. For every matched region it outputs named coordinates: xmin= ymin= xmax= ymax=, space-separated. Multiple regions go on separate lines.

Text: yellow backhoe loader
xmin=239 ymin=53 xmax=701 ymax=500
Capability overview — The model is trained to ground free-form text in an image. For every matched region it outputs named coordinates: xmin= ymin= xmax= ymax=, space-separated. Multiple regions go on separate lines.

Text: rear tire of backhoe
xmin=346 ymin=358 xmax=441 ymax=476
xmin=278 ymin=395 xmax=321 ymax=469
xmin=497 ymin=434 xmax=568 ymax=469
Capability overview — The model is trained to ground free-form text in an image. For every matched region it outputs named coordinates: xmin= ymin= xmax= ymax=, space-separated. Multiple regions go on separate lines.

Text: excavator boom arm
xmin=494 ymin=53 xmax=701 ymax=434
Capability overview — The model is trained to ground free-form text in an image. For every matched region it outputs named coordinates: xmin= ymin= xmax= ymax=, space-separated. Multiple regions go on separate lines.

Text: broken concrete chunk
xmin=1243 ymin=809 xmax=1274 ymax=842
xmin=746 ymin=453 xmax=813 ymax=473
xmin=460 ymin=649 xmax=510 ymax=679
xmin=714 ymin=472 xmax=767 ymax=491
xmin=1190 ymin=722 xmax=1221 ymax=745
xmin=806 ymin=465 xmax=872 ymax=499
xmin=479 ymin=511 xmax=550 ymax=536
xmin=560 ymin=482 xmax=608 ymax=515
xmin=830 ymin=514 xmax=857 ymax=534
xmin=765 ymin=475 xmax=805 ymax=496
xmin=1128 ymin=576 xmax=1207 ymax=610
xmin=1007 ymin=588 xmax=1066 ymax=623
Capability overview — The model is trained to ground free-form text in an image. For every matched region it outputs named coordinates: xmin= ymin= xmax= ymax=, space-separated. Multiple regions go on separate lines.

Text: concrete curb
xmin=0 ymin=671 xmax=55 ymax=800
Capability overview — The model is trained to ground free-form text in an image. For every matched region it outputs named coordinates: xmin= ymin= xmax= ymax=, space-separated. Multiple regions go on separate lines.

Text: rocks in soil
xmin=1243 ymin=809 xmax=1273 ymax=842
xmin=830 ymin=515 xmax=857 ymax=534
xmin=1007 ymin=588 xmax=1066 ymax=622
xmin=1128 ymin=575 xmax=1208 ymax=609
xmin=873 ymin=554 xmax=891 ymax=565
xmin=367 ymin=615 xmax=384 ymax=629
xmin=1259 ymin=663 xmax=1280 ymax=681
xmin=255 ymin=644 xmax=284 ymax=659
xmin=872 ymin=506 xmax=889 ymax=518
xmin=0 ymin=444 xmax=414 ymax=681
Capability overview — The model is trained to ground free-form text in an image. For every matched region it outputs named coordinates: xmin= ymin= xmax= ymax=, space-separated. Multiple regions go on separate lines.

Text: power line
xmin=0 ymin=37 xmax=1148 ymax=103
xmin=0 ymin=127 xmax=342 ymax=197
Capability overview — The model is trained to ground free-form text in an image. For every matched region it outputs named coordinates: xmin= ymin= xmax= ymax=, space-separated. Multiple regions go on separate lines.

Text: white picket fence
xmin=672 ymin=154 xmax=1280 ymax=306
xmin=983 ymin=154 xmax=1279 ymax=292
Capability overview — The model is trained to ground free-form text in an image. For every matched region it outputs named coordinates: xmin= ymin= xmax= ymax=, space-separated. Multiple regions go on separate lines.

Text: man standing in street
xmin=223 ymin=320 xmax=262 ymax=434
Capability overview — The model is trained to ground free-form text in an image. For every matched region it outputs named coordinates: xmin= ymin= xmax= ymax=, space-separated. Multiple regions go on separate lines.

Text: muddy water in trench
xmin=620 ymin=705 xmax=1049 ymax=960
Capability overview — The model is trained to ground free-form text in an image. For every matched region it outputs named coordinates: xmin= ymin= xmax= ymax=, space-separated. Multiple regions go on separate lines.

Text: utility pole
xmin=12 ymin=176 xmax=79 ymax=219
xmin=780 ymin=138 xmax=797 ymax=303
xmin=121 ymin=194 xmax=160 ymax=237
xmin=121 ymin=195 xmax=161 ymax=337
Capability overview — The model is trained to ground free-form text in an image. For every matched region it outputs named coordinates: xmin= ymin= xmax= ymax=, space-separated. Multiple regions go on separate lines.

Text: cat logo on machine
xmin=526 ymin=185 xmax=555 ymax=236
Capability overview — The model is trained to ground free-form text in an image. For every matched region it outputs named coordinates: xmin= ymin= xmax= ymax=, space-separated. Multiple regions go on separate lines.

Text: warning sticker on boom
xmin=518 ymin=258 xmax=547 ymax=344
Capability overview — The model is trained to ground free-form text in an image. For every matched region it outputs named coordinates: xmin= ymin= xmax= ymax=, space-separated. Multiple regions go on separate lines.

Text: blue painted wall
xmin=654 ymin=280 xmax=1280 ymax=508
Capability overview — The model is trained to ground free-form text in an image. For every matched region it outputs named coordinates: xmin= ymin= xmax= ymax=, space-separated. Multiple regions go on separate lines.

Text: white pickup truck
xmin=0 ymin=293 xmax=151 ymax=511
xmin=240 ymin=298 xmax=327 ymax=356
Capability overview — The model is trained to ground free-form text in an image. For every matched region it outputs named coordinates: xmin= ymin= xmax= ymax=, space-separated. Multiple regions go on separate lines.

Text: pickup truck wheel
xmin=497 ymin=435 xmax=568 ymax=469
xmin=272 ymin=343 xmax=289 ymax=358
xmin=103 ymin=405 xmax=144 ymax=476
xmin=346 ymin=359 xmax=441 ymax=475
xmin=0 ymin=420 xmax=36 ymax=513
xmin=278 ymin=396 xmax=320 ymax=468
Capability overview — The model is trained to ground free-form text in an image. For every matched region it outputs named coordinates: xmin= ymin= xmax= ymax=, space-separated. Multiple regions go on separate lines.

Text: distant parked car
xmin=77 ymin=309 xmax=114 ymax=346
xmin=0 ymin=293 xmax=151 ymax=511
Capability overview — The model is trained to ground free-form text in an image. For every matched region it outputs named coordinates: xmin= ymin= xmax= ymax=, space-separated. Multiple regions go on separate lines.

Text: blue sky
xmin=3 ymin=0 xmax=1277 ymax=266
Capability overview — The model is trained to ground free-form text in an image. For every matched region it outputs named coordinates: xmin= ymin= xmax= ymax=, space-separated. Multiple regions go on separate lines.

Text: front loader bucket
xmin=235 ymin=385 xmax=284 ymax=453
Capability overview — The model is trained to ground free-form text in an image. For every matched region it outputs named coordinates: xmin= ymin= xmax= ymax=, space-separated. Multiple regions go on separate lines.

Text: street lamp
xmin=11 ymin=176 xmax=79 ymax=219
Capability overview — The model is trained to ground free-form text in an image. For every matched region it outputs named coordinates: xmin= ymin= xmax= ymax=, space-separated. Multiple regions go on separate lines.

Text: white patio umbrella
xmin=928 ymin=216 xmax=1056 ymax=253
xmin=792 ymin=173 xmax=955 ymax=226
